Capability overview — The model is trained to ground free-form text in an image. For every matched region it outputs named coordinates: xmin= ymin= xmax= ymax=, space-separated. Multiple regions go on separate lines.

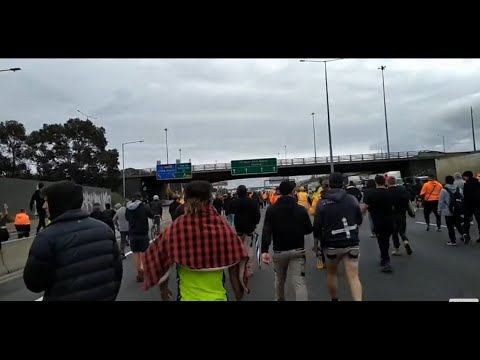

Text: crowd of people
xmin=0 ymin=166 xmax=477 ymax=301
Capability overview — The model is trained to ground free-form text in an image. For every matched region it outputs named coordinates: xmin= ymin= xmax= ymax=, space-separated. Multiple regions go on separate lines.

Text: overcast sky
xmin=1 ymin=58 xmax=479 ymax=187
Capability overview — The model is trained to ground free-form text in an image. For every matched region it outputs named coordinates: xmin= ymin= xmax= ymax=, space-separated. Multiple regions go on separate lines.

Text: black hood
xmin=323 ymin=188 xmax=347 ymax=202
xmin=42 ymin=181 xmax=83 ymax=221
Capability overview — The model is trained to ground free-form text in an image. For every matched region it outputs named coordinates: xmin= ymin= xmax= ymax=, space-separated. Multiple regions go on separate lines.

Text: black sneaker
xmin=426 ymin=225 xmax=431 ymax=231
xmin=464 ymin=234 xmax=471 ymax=244
xmin=446 ymin=241 xmax=457 ymax=246
xmin=404 ymin=241 xmax=413 ymax=255
xmin=381 ymin=263 xmax=393 ymax=273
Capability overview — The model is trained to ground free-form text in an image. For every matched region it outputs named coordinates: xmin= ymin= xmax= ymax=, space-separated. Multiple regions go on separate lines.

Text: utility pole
xmin=472 ymin=106 xmax=477 ymax=152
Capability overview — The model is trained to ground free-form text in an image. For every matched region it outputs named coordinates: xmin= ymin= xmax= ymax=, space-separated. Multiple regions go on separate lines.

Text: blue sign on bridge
xmin=156 ymin=163 xmax=192 ymax=180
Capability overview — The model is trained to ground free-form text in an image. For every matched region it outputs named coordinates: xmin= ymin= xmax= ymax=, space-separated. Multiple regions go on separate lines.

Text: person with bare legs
xmin=314 ymin=172 xmax=363 ymax=301
xmin=126 ymin=193 xmax=153 ymax=282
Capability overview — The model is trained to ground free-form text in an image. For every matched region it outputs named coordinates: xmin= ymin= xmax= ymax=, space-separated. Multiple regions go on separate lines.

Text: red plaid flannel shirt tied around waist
xmin=143 ymin=205 xmax=250 ymax=292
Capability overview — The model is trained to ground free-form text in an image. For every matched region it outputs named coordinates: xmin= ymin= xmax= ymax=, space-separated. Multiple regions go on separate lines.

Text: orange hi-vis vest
xmin=420 ymin=180 xmax=443 ymax=202
xmin=15 ymin=212 xmax=31 ymax=226
xmin=297 ymin=191 xmax=310 ymax=210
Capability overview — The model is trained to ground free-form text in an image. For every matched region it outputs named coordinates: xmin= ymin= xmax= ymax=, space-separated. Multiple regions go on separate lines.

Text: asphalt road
xmin=1 ymin=209 xmax=479 ymax=301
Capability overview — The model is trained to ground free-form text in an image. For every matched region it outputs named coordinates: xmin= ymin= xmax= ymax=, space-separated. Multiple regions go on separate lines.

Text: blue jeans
xmin=227 ymin=214 xmax=235 ymax=226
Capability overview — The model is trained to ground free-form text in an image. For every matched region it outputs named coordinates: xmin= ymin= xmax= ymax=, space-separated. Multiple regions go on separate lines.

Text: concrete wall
xmin=0 ymin=178 xmax=112 ymax=217
xmin=435 ymin=153 xmax=480 ymax=182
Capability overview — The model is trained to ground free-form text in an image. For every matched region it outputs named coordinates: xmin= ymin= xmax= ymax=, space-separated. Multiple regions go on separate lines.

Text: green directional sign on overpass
xmin=231 ymin=158 xmax=278 ymax=176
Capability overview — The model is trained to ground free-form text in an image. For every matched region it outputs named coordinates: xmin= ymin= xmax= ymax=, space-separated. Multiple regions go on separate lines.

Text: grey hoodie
xmin=438 ymin=184 xmax=461 ymax=217
xmin=113 ymin=206 xmax=129 ymax=232
xmin=453 ymin=173 xmax=465 ymax=191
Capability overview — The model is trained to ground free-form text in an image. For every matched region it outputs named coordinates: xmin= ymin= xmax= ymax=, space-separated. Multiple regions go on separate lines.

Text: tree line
xmin=0 ymin=118 xmax=120 ymax=190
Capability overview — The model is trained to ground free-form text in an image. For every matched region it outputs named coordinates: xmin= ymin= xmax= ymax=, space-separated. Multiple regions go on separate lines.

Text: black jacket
xmin=23 ymin=209 xmax=122 ymax=301
xmin=388 ymin=185 xmax=413 ymax=216
xmin=314 ymin=189 xmax=363 ymax=249
xmin=463 ymin=178 xmax=480 ymax=211
xmin=149 ymin=200 xmax=163 ymax=217
xmin=346 ymin=186 xmax=362 ymax=202
xmin=91 ymin=210 xmax=115 ymax=232
xmin=169 ymin=201 xmax=180 ymax=219
xmin=226 ymin=196 xmax=261 ymax=234
xmin=261 ymin=196 xmax=313 ymax=253
xmin=213 ymin=198 xmax=223 ymax=214
xmin=30 ymin=189 xmax=45 ymax=212
xmin=173 ymin=204 xmax=185 ymax=221
xmin=126 ymin=200 xmax=153 ymax=237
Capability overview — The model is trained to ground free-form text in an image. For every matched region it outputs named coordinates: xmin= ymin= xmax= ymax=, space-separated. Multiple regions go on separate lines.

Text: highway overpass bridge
xmin=124 ymin=150 xmax=480 ymax=199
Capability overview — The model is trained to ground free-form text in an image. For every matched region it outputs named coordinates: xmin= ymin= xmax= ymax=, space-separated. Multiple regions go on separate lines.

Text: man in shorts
xmin=126 ymin=192 xmax=154 ymax=282
xmin=314 ymin=172 xmax=363 ymax=301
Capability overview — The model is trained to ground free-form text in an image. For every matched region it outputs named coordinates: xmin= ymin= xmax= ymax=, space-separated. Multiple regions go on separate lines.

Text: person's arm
xmin=313 ymin=203 xmax=325 ymax=249
xmin=438 ymin=189 xmax=445 ymax=215
xmin=254 ymin=201 xmax=261 ymax=225
xmin=111 ymin=231 xmax=123 ymax=289
xmin=261 ymin=207 xmax=273 ymax=254
xmin=228 ymin=263 xmax=245 ymax=301
xmin=303 ymin=207 xmax=313 ymax=235
xmin=23 ymin=232 xmax=54 ymax=293
xmin=29 ymin=191 xmax=36 ymax=212
xmin=113 ymin=212 xmax=120 ymax=230
xmin=146 ymin=205 xmax=154 ymax=219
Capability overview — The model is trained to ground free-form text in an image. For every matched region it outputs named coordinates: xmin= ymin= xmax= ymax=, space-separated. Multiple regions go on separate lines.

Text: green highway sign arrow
xmin=231 ymin=158 xmax=278 ymax=176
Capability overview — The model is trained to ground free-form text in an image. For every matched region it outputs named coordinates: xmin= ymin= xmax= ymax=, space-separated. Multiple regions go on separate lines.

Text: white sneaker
xmin=392 ymin=248 xmax=402 ymax=256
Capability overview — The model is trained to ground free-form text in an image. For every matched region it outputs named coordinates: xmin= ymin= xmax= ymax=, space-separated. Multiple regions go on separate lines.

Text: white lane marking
xmin=415 ymin=221 xmax=448 ymax=228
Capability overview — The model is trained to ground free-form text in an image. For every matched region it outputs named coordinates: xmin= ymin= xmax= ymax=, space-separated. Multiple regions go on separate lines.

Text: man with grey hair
xmin=453 ymin=173 xmax=465 ymax=192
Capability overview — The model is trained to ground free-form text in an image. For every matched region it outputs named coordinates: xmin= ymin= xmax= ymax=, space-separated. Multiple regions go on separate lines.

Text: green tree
xmin=27 ymin=118 xmax=120 ymax=189
xmin=0 ymin=120 xmax=28 ymax=176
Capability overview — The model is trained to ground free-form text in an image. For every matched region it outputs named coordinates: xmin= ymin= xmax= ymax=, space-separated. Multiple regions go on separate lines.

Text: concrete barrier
xmin=0 ymin=236 xmax=35 ymax=275
xmin=0 ymin=250 xmax=9 ymax=277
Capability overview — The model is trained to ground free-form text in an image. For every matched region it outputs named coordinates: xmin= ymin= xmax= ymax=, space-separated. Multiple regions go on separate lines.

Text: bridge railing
xmin=124 ymin=151 xmax=422 ymax=176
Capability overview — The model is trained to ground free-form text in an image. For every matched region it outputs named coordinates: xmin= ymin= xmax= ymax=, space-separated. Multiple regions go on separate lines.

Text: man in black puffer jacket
xmin=23 ymin=181 xmax=123 ymax=301
xmin=462 ymin=171 xmax=480 ymax=243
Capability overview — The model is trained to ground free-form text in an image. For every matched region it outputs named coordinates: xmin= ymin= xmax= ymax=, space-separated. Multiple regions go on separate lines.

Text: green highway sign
xmin=231 ymin=158 xmax=278 ymax=176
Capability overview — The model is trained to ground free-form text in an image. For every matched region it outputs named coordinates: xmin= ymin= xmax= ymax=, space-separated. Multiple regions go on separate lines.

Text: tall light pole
xmin=179 ymin=149 xmax=182 ymax=162
xmin=378 ymin=66 xmax=391 ymax=159
xmin=311 ymin=112 xmax=317 ymax=162
xmin=284 ymin=145 xmax=287 ymax=160
xmin=77 ymin=109 xmax=98 ymax=121
xmin=164 ymin=128 xmax=169 ymax=164
xmin=300 ymin=59 xmax=343 ymax=173
xmin=471 ymin=106 xmax=477 ymax=152
xmin=122 ymin=140 xmax=144 ymax=199
xmin=0 ymin=67 xmax=21 ymax=73
xmin=437 ymin=134 xmax=446 ymax=153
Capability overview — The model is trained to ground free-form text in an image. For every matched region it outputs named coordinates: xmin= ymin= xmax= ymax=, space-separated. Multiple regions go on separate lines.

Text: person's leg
xmin=343 ymin=247 xmax=362 ymax=301
xmin=391 ymin=215 xmax=401 ymax=254
xmin=431 ymin=201 xmax=441 ymax=230
xmin=325 ymin=249 xmax=340 ymax=301
xmin=289 ymin=250 xmax=308 ymax=301
xmin=424 ymin=201 xmax=432 ymax=229
xmin=120 ymin=232 xmax=127 ymax=257
xmin=445 ymin=216 xmax=456 ymax=244
xmin=273 ymin=252 xmax=289 ymax=301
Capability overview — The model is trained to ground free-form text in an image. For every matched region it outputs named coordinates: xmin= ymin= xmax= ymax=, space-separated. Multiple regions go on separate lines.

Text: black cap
xmin=42 ymin=180 xmax=83 ymax=220
xmin=462 ymin=171 xmax=473 ymax=178
xmin=184 ymin=181 xmax=213 ymax=202
xmin=237 ymin=185 xmax=247 ymax=197
xmin=328 ymin=172 xmax=344 ymax=189
xmin=279 ymin=180 xmax=296 ymax=195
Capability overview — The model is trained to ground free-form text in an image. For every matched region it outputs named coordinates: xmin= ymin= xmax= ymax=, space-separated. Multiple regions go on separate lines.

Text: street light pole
xmin=179 ymin=149 xmax=182 ymax=162
xmin=77 ymin=109 xmax=98 ymax=121
xmin=300 ymin=59 xmax=343 ymax=173
xmin=323 ymin=62 xmax=335 ymax=173
xmin=122 ymin=140 xmax=144 ymax=200
xmin=471 ymin=106 xmax=477 ymax=152
xmin=164 ymin=128 xmax=169 ymax=164
xmin=379 ymin=66 xmax=391 ymax=159
xmin=284 ymin=145 xmax=287 ymax=160
xmin=437 ymin=134 xmax=446 ymax=153
xmin=311 ymin=112 xmax=317 ymax=162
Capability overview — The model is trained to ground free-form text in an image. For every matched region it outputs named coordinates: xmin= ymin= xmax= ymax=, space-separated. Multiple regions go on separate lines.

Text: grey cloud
xmin=1 ymin=58 xmax=480 ymax=180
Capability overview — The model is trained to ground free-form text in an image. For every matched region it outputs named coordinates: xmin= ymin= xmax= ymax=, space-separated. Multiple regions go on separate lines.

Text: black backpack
xmin=445 ymin=187 xmax=464 ymax=216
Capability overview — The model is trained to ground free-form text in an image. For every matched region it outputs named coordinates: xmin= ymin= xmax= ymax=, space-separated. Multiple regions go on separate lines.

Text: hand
xmin=160 ymin=286 xmax=172 ymax=301
xmin=262 ymin=253 xmax=271 ymax=265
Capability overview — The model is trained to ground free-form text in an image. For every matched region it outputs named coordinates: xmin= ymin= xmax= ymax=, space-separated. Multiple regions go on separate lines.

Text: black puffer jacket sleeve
xmin=24 ymin=232 xmax=54 ymax=293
